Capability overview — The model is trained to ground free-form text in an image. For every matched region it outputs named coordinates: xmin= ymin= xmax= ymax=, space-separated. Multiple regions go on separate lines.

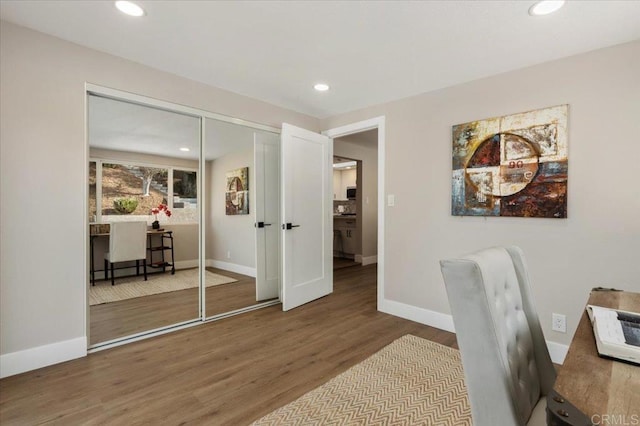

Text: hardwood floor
xmin=90 ymin=267 xmax=266 ymax=344
xmin=2 ymin=264 xmax=457 ymax=425
xmin=333 ymin=256 xmax=360 ymax=269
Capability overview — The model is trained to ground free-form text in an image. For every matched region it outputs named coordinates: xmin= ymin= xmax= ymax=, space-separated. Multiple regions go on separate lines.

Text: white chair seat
xmin=527 ymin=397 xmax=548 ymax=426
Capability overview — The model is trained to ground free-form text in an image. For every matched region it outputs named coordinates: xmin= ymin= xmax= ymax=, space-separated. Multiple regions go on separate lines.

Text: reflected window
xmin=101 ymin=162 xmax=168 ymax=220
xmin=172 ymin=169 xmax=198 ymax=222
xmin=91 ymin=160 xmax=196 ymax=224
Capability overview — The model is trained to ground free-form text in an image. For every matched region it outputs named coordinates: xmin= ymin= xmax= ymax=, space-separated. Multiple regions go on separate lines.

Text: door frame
xmin=322 ymin=116 xmax=385 ymax=310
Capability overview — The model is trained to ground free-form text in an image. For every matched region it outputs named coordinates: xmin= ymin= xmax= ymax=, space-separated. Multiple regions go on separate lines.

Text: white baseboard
xmin=355 ymin=254 xmax=363 ymax=263
xmin=380 ymin=298 xmax=456 ymax=333
xmin=206 ymin=259 xmax=256 ymax=278
xmin=547 ymin=340 xmax=568 ymax=365
xmin=174 ymin=259 xmax=198 ymax=270
xmin=0 ymin=337 xmax=87 ymax=378
xmin=380 ymin=297 xmax=568 ymax=365
xmin=361 ymin=255 xmax=378 ymax=266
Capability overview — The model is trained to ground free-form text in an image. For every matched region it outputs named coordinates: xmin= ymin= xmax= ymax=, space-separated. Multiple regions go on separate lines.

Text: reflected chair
xmin=439 ymin=246 xmax=556 ymax=426
xmin=104 ymin=221 xmax=148 ymax=286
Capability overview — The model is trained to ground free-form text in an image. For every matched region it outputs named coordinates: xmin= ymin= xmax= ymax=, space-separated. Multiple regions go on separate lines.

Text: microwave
xmin=346 ymin=187 xmax=356 ymax=200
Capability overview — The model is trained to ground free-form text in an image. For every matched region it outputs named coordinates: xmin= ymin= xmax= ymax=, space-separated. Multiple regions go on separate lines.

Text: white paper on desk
xmin=589 ymin=305 xmax=626 ymax=345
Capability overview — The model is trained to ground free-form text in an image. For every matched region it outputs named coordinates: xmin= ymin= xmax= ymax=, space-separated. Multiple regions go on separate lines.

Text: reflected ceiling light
xmin=528 ymin=0 xmax=565 ymax=16
xmin=115 ymin=1 xmax=145 ymax=17
xmin=314 ymin=83 xmax=330 ymax=92
xmin=179 ymin=147 xmax=190 ymax=152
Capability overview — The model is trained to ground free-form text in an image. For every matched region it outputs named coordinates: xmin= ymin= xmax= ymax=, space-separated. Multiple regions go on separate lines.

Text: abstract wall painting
xmin=451 ymin=105 xmax=568 ymax=218
xmin=225 ymin=167 xmax=249 ymax=215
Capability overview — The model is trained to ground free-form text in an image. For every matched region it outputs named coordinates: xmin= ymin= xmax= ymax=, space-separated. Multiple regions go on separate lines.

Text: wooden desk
xmin=90 ymin=229 xmax=175 ymax=284
xmin=550 ymin=290 xmax=640 ymax=425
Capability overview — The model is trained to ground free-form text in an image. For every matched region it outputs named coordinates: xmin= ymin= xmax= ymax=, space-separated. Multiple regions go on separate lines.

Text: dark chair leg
xmin=136 ymin=259 xmax=140 ymax=276
xmin=104 ymin=259 xmax=108 ymax=281
xmin=143 ymin=259 xmax=147 ymax=281
xmin=111 ymin=262 xmax=115 ymax=286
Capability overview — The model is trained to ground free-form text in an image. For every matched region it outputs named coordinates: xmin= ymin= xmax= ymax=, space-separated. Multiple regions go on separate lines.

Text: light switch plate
xmin=387 ymin=194 xmax=395 ymax=207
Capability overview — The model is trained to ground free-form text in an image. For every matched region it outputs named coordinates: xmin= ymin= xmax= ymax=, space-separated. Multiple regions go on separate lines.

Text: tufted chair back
xmin=440 ymin=246 xmax=556 ymax=426
xmin=108 ymin=221 xmax=147 ymax=263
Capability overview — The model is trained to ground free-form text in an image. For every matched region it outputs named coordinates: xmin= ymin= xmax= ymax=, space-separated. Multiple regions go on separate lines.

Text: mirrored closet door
xmin=203 ymin=118 xmax=281 ymax=318
xmin=88 ymin=94 xmax=201 ymax=346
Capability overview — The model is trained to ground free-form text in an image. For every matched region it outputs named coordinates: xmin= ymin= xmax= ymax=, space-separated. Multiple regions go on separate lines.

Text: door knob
xmin=256 ymin=222 xmax=274 ymax=228
xmin=283 ymin=223 xmax=301 ymax=230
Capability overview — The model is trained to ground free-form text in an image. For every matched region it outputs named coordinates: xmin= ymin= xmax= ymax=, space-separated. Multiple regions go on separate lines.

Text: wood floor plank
xmin=90 ymin=267 xmax=264 ymax=344
xmin=1 ymin=264 xmax=457 ymax=425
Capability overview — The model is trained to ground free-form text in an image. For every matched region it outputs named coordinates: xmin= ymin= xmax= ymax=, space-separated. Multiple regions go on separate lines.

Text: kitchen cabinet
xmin=334 ymin=217 xmax=357 ymax=257
xmin=333 ymin=169 xmax=357 ymax=200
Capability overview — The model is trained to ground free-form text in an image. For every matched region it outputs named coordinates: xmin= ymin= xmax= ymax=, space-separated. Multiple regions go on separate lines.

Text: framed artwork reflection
xmin=226 ymin=167 xmax=249 ymax=215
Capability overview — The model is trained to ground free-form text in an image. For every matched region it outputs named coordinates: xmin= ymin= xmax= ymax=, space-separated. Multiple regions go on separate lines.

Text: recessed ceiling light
xmin=528 ymin=0 xmax=565 ymax=16
xmin=179 ymin=147 xmax=190 ymax=152
xmin=314 ymin=83 xmax=330 ymax=92
xmin=115 ymin=1 xmax=145 ymax=17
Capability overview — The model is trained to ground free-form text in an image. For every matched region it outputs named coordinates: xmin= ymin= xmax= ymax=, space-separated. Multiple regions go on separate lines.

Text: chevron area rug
xmin=252 ymin=334 xmax=471 ymax=425
xmin=89 ymin=269 xmax=237 ymax=305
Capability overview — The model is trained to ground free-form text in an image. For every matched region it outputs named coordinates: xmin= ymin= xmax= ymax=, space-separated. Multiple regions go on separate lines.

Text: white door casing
xmin=323 ymin=116 xmax=385 ymax=312
xmin=281 ymin=124 xmax=333 ymax=311
xmin=255 ymin=132 xmax=280 ymax=301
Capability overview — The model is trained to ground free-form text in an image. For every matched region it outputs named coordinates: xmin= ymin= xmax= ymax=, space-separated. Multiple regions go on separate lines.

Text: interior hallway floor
xmin=333 ymin=256 xmax=360 ymax=269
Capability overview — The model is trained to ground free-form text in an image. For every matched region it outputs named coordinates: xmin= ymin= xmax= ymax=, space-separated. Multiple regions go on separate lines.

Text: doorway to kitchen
xmin=324 ymin=116 xmax=385 ymax=310
xmin=332 ymin=155 xmax=360 ymax=269
xmin=332 ymin=130 xmax=378 ymax=272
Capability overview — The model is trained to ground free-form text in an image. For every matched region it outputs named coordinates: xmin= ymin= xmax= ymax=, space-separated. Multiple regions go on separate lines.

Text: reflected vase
xmin=152 ymin=220 xmax=160 ymax=230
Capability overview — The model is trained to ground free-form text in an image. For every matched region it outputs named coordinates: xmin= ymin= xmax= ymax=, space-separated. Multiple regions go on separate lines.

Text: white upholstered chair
xmin=439 ymin=246 xmax=556 ymax=426
xmin=104 ymin=221 xmax=148 ymax=286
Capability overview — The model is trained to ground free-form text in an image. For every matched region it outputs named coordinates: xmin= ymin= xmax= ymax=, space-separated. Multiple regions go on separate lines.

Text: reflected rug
xmin=252 ymin=334 xmax=471 ymax=426
xmin=89 ymin=269 xmax=237 ymax=305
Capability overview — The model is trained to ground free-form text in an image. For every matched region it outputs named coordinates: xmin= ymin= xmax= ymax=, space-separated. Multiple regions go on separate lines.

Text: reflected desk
xmin=90 ymin=228 xmax=175 ymax=285
xmin=549 ymin=289 xmax=640 ymax=426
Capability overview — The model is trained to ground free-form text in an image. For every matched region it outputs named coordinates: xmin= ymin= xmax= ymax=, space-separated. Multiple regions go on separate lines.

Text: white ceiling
xmin=89 ymin=95 xmax=270 ymax=160
xmin=2 ymin=1 xmax=640 ymax=118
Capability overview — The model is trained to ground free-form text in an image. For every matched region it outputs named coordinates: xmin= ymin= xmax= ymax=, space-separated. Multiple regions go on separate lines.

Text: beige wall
xmin=322 ymin=40 xmax=640 ymax=346
xmin=334 ymin=137 xmax=378 ymax=260
xmin=205 ymin=148 xmax=257 ymax=270
xmin=0 ymin=21 xmax=318 ymax=361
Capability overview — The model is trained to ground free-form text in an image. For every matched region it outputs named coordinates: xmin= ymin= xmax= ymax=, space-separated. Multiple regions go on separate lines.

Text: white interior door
xmin=255 ymin=132 xmax=280 ymax=301
xmin=281 ymin=123 xmax=333 ymax=311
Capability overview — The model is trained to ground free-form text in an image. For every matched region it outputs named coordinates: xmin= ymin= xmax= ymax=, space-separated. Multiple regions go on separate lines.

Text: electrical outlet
xmin=552 ymin=313 xmax=566 ymax=333
xmin=226 ymin=251 xmax=231 ymax=259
